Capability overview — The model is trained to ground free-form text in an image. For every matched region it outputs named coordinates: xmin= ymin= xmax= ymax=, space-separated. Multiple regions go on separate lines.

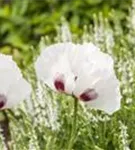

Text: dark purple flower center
xmin=74 ymin=76 xmax=78 ymax=81
xmin=54 ymin=74 xmax=65 ymax=92
xmin=0 ymin=94 xmax=7 ymax=109
xmin=80 ymin=89 xmax=98 ymax=102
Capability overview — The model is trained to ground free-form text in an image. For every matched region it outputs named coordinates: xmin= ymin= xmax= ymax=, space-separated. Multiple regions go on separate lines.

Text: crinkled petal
xmin=6 ymin=78 xmax=32 ymax=108
xmin=85 ymin=75 xmax=121 ymax=114
xmin=35 ymin=43 xmax=74 ymax=80
xmin=0 ymin=54 xmax=22 ymax=95
xmin=73 ymin=48 xmax=121 ymax=114
xmin=74 ymin=70 xmax=121 ymax=114
xmin=0 ymin=54 xmax=21 ymax=75
xmin=69 ymin=43 xmax=113 ymax=77
xmin=0 ymin=69 xmax=21 ymax=95
xmin=35 ymin=42 xmax=76 ymax=94
xmin=52 ymin=53 xmax=75 ymax=93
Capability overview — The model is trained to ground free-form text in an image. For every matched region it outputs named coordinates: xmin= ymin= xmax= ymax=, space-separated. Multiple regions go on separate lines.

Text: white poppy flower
xmin=0 ymin=54 xmax=31 ymax=109
xmin=35 ymin=42 xmax=121 ymax=114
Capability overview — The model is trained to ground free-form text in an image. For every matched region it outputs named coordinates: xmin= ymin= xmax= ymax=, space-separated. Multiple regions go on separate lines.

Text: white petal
xmin=69 ymin=43 xmax=113 ymax=77
xmin=35 ymin=42 xmax=76 ymax=94
xmin=73 ymin=65 xmax=113 ymax=97
xmin=0 ymin=54 xmax=21 ymax=75
xmin=35 ymin=42 xmax=74 ymax=81
xmin=52 ymin=53 xmax=75 ymax=93
xmin=6 ymin=78 xmax=32 ymax=108
xmin=0 ymin=54 xmax=22 ymax=95
xmin=72 ymin=47 xmax=121 ymax=114
xmin=0 ymin=69 xmax=21 ymax=95
xmin=74 ymin=70 xmax=121 ymax=114
xmin=85 ymin=75 xmax=121 ymax=114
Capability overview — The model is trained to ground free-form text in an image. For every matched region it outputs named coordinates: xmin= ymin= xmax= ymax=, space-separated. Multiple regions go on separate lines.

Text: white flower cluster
xmin=93 ymin=15 xmax=115 ymax=55
xmin=33 ymin=82 xmax=60 ymax=131
xmin=116 ymin=51 xmax=134 ymax=104
xmin=118 ymin=121 xmax=130 ymax=150
xmin=28 ymin=129 xmax=40 ymax=150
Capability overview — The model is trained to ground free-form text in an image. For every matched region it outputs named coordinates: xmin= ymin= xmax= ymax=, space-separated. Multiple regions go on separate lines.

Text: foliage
xmin=0 ymin=0 xmax=132 ymax=68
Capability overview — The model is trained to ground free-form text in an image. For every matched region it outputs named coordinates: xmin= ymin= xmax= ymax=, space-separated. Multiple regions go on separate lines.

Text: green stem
xmin=0 ymin=111 xmax=10 ymax=150
xmin=73 ymin=97 xmax=78 ymax=133
xmin=67 ymin=97 xmax=78 ymax=150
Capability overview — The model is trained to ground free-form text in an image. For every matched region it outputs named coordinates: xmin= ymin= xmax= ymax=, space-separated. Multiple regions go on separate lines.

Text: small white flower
xmin=0 ymin=54 xmax=31 ymax=109
xmin=35 ymin=42 xmax=121 ymax=114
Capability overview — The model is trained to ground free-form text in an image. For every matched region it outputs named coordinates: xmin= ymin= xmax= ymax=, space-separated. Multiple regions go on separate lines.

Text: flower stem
xmin=67 ymin=97 xmax=78 ymax=150
xmin=73 ymin=97 xmax=78 ymax=133
xmin=0 ymin=111 xmax=10 ymax=150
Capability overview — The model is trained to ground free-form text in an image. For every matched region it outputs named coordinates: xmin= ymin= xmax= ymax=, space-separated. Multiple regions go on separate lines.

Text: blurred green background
xmin=0 ymin=0 xmax=132 ymax=68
